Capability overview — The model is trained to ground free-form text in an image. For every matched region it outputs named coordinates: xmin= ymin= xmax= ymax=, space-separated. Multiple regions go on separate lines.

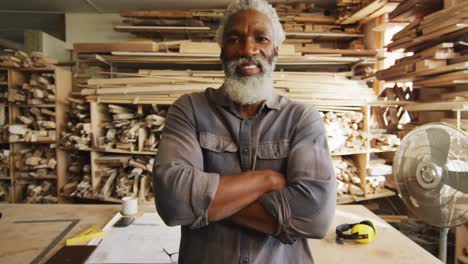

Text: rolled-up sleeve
xmin=153 ymin=95 xmax=220 ymax=229
xmin=258 ymin=108 xmax=336 ymax=244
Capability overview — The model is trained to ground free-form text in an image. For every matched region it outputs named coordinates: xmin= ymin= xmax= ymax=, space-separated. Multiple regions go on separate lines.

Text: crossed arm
xmin=153 ymin=95 xmax=336 ymax=242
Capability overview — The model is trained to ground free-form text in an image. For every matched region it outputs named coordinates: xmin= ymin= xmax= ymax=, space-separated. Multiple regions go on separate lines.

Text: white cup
xmin=121 ymin=196 xmax=138 ymax=216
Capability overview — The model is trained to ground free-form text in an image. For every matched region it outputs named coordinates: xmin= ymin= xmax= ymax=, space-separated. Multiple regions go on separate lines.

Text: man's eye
xmin=256 ymin=37 xmax=269 ymax=43
xmin=226 ymin=38 xmax=239 ymax=44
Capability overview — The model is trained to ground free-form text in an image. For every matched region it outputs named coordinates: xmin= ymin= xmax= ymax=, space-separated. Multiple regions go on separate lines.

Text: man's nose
xmin=239 ymin=38 xmax=259 ymax=57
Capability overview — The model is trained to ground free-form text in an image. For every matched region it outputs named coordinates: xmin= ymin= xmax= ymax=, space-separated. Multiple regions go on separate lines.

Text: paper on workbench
xmin=86 ymin=212 xmax=180 ymax=264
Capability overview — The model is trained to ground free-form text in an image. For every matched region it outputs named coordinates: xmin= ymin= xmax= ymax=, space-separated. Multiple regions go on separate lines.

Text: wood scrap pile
xmin=322 ymin=111 xmax=368 ymax=153
xmin=13 ymin=145 xmax=56 ymax=179
xmin=0 ymin=181 xmax=9 ymax=202
xmin=0 ymin=49 xmax=57 ymax=69
xmin=337 ymin=0 xmax=400 ymax=25
xmin=0 ymin=103 xmax=7 ymax=142
xmin=378 ymin=42 xmax=466 ymax=83
xmin=385 ymin=1 xmax=468 ymax=55
xmin=94 ymin=155 xmax=154 ymax=201
xmin=23 ymin=181 xmax=57 ymax=203
xmin=97 ymin=104 xmax=166 ymax=153
xmin=61 ymin=151 xmax=92 ymax=199
xmin=366 ymin=158 xmax=391 ymax=194
xmin=388 ymin=0 xmax=442 ymax=23
xmin=333 ymin=156 xmax=365 ymax=196
xmin=370 ymin=131 xmax=401 ymax=150
xmin=0 ymin=149 xmax=9 ymax=178
xmin=9 ymin=107 xmax=56 ymax=142
xmin=9 ymin=72 xmax=56 ymax=104
xmin=60 ymin=97 xmax=91 ymax=150
xmin=82 ymin=70 xmax=376 ymax=106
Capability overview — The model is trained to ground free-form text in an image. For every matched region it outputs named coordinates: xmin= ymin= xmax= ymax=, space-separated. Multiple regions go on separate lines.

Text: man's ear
xmin=274 ymin=46 xmax=279 ymax=57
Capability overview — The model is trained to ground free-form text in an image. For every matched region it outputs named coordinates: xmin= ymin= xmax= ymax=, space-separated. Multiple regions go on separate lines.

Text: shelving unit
xmin=0 ymin=67 xmax=72 ymax=203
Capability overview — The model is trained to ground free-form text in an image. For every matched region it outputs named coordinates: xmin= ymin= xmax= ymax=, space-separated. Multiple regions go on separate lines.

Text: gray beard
xmin=222 ymin=56 xmax=275 ymax=105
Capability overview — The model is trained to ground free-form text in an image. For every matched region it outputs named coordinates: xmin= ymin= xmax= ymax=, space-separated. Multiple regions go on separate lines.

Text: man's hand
xmin=207 ymin=170 xmax=286 ymax=222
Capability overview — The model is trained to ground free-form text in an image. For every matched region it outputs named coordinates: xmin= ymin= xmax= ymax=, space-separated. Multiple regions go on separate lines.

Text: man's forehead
xmin=224 ymin=9 xmax=273 ymax=34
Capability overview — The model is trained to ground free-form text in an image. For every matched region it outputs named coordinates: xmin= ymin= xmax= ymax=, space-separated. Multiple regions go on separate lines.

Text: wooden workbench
xmin=0 ymin=204 xmax=441 ymax=264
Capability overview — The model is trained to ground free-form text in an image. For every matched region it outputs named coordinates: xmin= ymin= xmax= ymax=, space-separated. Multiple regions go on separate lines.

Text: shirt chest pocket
xmin=199 ymin=132 xmax=239 ymax=174
xmin=256 ymin=140 xmax=289 ymax=173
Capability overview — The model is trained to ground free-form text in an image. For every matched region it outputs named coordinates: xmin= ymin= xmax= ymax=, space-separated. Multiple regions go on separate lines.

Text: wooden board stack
xmin=0 ymin=181 xmax=8 ymax=202
xmin=337 ymin=0 xmax=401 ymax=25
xmin=23 ymin=181 xmax=57 ymax=203
xmin=322 ymin=111 xmax=368 ymax=154
xmin=94 ymin=155 xmax=154 ymax=202
xmin=61 ymin=152 xmax=92 ymax=199
xmin=97 ymin=104 xmax=166 ymax=154
xmin=81 ymin=70 xmax=376 ymax=107
xmin=0 ymin=149 xmax=9 ymax=178
xmin=60 ymin=97 xmax=91 ymax=150
xmin=13 ymin=145 xmax=56 ymax=180
xmin=370 ymin=131 xmax=401 ymax=151
xmin=334 ymin=156 xmax=365 ymax=196
xmin=9 ymin=73 xmax=56 ymax=105
xmin=0 ymin=50 xmax=57 ymax=69
xmin=9 ymin=107 xmax=56 ymax=143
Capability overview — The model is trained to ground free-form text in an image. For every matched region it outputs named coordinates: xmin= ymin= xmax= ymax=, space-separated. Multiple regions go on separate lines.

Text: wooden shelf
xmin=405 ymin=101 xmax=468 ymax=111
xmin=0 ymin=81 xmax=7 ymax=85
xmin=369 ymin=147 xmax=398 ymax=153
xmin=16 ymin=176 xmax=57 ymax=180
xmin=332 ymin=150 xmax=368 ymax=156
xmin=94 ymin=148 xmax=157 ymax=155
xmin=0 ymin=177 xmax=11 ymax=180
xmin=337 ymin=188 xmax=396 ymax=204
xmin=58 ymin=146 xmax=92 ymax=152
xmin=17 ymin=67 xmax=55 ymax=72
xmin=9 ymin=139 xmax=55 ymax=144
xmin=285 ymin=31 xmax=364 ymax=38
xmin=15 ymin=104 xmax=56 ymax=108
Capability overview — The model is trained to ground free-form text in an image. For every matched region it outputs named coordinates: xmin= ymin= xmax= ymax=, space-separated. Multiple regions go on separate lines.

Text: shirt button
xmin=243 ymin=148 xmax=248 ymax=153
xmin=274 ymin=151 xmax=280 ymax=157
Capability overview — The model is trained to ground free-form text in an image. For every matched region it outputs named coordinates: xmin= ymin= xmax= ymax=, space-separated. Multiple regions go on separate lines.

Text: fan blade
xmin=425 ymin=127 xmax=450 ymax=166
xmin=444 ymin=170 xmax=468 ymax=193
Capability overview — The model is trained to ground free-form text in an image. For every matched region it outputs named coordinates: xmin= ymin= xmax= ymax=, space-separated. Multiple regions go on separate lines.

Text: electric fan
xmin=393 ymin=122 xmax=468 ymax=263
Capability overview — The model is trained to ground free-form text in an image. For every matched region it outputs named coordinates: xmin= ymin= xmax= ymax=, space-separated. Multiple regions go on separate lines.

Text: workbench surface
xmin=0 ymin=204 xmax=441 ymax=264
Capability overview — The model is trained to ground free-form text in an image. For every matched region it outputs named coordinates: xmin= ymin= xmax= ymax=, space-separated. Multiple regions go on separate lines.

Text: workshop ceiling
xmin=0 ymin=0 xmax=336 ymax=13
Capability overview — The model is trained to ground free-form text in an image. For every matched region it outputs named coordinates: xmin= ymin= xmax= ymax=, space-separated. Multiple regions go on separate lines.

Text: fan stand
xmin=439 ymin=227 xmax=449 ymax=263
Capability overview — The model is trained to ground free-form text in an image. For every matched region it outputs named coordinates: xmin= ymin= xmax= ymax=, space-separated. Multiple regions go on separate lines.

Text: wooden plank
xmin=405 ymin=101 xmax=468 ymax=111
xmin=74 ymin=42 xmax=159 ymax=53
xmin=296 ymin=47 xmax=377 ymax=56
xmin=120 ymin=10 xmax=192 ymax=18
xmin=340 ymin=0 xmax=388 ymax=24
xmin=114 ymin=25 xmax=212 ymax=33
xmin=179 ymin=42 xmax=220 ymax=54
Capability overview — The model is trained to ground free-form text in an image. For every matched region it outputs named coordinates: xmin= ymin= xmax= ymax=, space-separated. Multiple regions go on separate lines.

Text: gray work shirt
xmin=154 ymin=87 xmax=336 ymax=264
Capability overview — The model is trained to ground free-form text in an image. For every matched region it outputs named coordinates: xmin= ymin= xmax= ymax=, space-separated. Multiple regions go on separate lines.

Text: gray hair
xmin=216 ymin=0 xmax=286 ymax=48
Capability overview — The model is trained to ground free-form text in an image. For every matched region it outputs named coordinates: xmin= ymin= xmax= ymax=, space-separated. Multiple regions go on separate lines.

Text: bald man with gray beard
xmin=153 ymin=0 xmax=336 ymax=263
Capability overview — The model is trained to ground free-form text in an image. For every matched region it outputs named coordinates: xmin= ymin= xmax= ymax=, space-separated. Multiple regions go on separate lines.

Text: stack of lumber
xmin=82 ymin=70 xmax=376 ymax=107
xmin=386 ymin=1 xmax=468 ymax=52
xmin=61 ymin=152 xmax=92 ymax=199
xmin=388 ymin=0 xmax=442 ymax=22
xmin=0 ymin=149 xmax=9 ymax=179
xmin=13 ymin=145 xmax=56 ymax=179
xmin=98 ymin=104 xmax=166 ymax=153
xmin=366 ymin=158 xmax=391 ymax=194
xmin=23 ymin=181 xmax=57 ymax=203
xmin=60 ymin=97 xmax=91 ymax=150
xmin=377 ymin=42 xmax=462 ymax=81
xmin=370 ymin=130 xmax=401 ymax=150
xmin=322 ymin=111 xmax=368 ymax=153
xmin=0 ymin=181 xmax=8 ymax=202
xmin=0 ymin=49 xmax=57 ymax=69
xmin=9 ymin=107 xmax=56 ymax=142
xmin=9 ymin=73 xmax=56 ymax=105
xmin=94 ymin=155 xmax=154 ymax=201
xmin=0 ymin=103 xmax=7 ymax=142
xmin=337 ymin=0 xmax=400 ymax=25
xmin=334 ymin=156 xmax=365 ymax=196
